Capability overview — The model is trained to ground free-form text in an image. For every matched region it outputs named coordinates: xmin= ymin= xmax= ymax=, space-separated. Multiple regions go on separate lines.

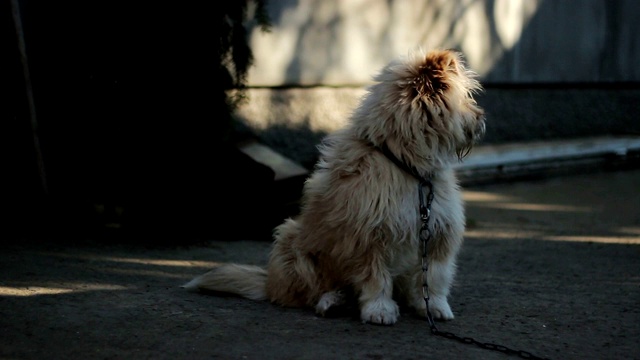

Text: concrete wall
xmin=235 ymin=0 xmax=640 ymax=168
xmin=245 ymin=0 xmax=639 ymax=86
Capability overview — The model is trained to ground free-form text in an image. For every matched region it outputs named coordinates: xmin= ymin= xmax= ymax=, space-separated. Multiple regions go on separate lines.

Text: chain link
xmin=418 ymin=180 xmax=550 ymax=360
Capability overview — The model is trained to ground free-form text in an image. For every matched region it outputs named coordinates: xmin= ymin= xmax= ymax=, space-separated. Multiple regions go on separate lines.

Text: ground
xmin=1 ymin=169 xmax=639 ymax=360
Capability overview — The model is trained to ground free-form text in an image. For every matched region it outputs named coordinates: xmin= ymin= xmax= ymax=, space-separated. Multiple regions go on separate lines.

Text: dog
xmin=183 ymin=48 xmax=485 ymax=325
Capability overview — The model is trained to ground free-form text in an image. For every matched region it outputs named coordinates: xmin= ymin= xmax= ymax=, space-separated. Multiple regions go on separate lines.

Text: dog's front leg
xmin=355 ymin=255 xmax=399 ymax=325
xmin=425 ymin=257 xmax=455 ymax=320
xmin=396 ymin=268 xmax=428 ymax=317
xmin=397 ymin=263 xmax=454 ymax=321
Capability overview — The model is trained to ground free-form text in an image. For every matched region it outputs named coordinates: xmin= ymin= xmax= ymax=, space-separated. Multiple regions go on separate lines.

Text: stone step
xmin=237 ymin=140 xmax=309 ymax=182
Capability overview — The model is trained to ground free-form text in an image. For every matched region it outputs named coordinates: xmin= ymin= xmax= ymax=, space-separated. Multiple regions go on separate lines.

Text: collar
xmin=373 ymin=142 xmax=432 ymax=186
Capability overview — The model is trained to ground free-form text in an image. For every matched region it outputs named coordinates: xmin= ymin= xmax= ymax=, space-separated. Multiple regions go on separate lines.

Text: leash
xmin=375 ymin=143 xmax=550 ymax=360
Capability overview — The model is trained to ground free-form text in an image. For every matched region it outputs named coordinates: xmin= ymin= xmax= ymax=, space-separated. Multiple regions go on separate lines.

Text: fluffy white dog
xmin=184 ymin=48 xmax=485 ymax=325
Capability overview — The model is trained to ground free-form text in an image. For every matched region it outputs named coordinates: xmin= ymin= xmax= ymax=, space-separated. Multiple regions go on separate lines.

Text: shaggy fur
xmin=183 ymin=48 xmax=485 ymax=325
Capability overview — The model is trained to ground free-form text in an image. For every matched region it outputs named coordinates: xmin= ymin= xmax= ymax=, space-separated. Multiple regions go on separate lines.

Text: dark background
xmin=3 ymin=1 xmax=278 ymax=243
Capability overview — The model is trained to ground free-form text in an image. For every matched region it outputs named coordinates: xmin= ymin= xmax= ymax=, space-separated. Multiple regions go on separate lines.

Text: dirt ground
xmin=1 ymin=169 xmax=639 ymax=360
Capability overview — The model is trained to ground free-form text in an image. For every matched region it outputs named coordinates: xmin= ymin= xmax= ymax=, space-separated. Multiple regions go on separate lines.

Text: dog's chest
xmin=385 ymin=175 xmax=463 ymax=274
xmin=382 ymin=187 xmax=422 ymax=275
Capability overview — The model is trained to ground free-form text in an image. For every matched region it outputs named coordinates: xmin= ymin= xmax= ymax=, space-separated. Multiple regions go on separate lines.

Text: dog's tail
xmin=181 ymin=264 xmax=268 ymax=301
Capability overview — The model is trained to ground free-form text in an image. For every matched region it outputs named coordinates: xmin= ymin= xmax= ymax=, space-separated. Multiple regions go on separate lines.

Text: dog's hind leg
xmin=265 ymin=219 xmax=319 ymax=308
xmin=315 ymin=290 xmax=347 ymax=316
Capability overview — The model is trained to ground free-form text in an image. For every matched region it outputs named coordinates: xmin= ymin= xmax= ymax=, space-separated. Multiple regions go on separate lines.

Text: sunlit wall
xmin=245 ymin=0 xmax=639 ymax=86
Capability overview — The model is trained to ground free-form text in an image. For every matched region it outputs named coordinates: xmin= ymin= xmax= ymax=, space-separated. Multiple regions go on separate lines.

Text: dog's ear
xmin=438 ymin=49 xmax=460 ymax=74
xmin=414 ymin=49 xmax=460 ymax=97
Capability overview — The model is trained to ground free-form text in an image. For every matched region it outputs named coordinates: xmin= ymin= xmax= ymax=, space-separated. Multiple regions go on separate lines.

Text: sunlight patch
xmin=463 ymin=191 xmax=514 ymax=203
xmin=543 ymin=235 xmax=640 ymax=245
xmin=466 ymin=229 xmax=639 ymax=244
xmin=617 ymin=227 xmax=640 ymax=236
xmin=484 ymin=203 xmax=592 ymax=212
xmin=0 ymin=284 xmax=128 ymax=297
xmin=463 ymin=191 xmax=592 ymax=212
xmin=35 ymin=252 xmax=220 ymax=269
xmin=465 ymin=229 xmax=543 ymax=240
xmin=99 ymin=257 xmax=220 ymax=268
xmin=104 ymin=268 xmax=204 ymax=279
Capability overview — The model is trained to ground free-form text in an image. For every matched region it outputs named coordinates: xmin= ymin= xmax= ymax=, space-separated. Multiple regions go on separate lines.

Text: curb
xmin=455 ymin=136 xmax=640 ymax=185
xmin=239 ymin=135 xmax=640 ymax=205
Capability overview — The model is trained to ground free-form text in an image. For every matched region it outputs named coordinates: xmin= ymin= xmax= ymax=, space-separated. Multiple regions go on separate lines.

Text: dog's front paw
xmin=428 ymin=296 xmax=454 ymax=320
xmin=360 ymin=298 xmax=400 ymax=325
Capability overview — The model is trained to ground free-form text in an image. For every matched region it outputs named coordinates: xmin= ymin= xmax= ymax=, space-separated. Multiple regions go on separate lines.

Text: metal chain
xmin=374 ymin=142 xmax=551 ymax=359
xmin=418 ymin=179 xmax=436 ymax=328
xmin=418 ymin=180 xmax=550 ymax=360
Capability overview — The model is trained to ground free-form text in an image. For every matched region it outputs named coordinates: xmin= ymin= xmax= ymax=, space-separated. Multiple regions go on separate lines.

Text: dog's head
xmin=357 ymin=48 xmax=485 ymax=165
